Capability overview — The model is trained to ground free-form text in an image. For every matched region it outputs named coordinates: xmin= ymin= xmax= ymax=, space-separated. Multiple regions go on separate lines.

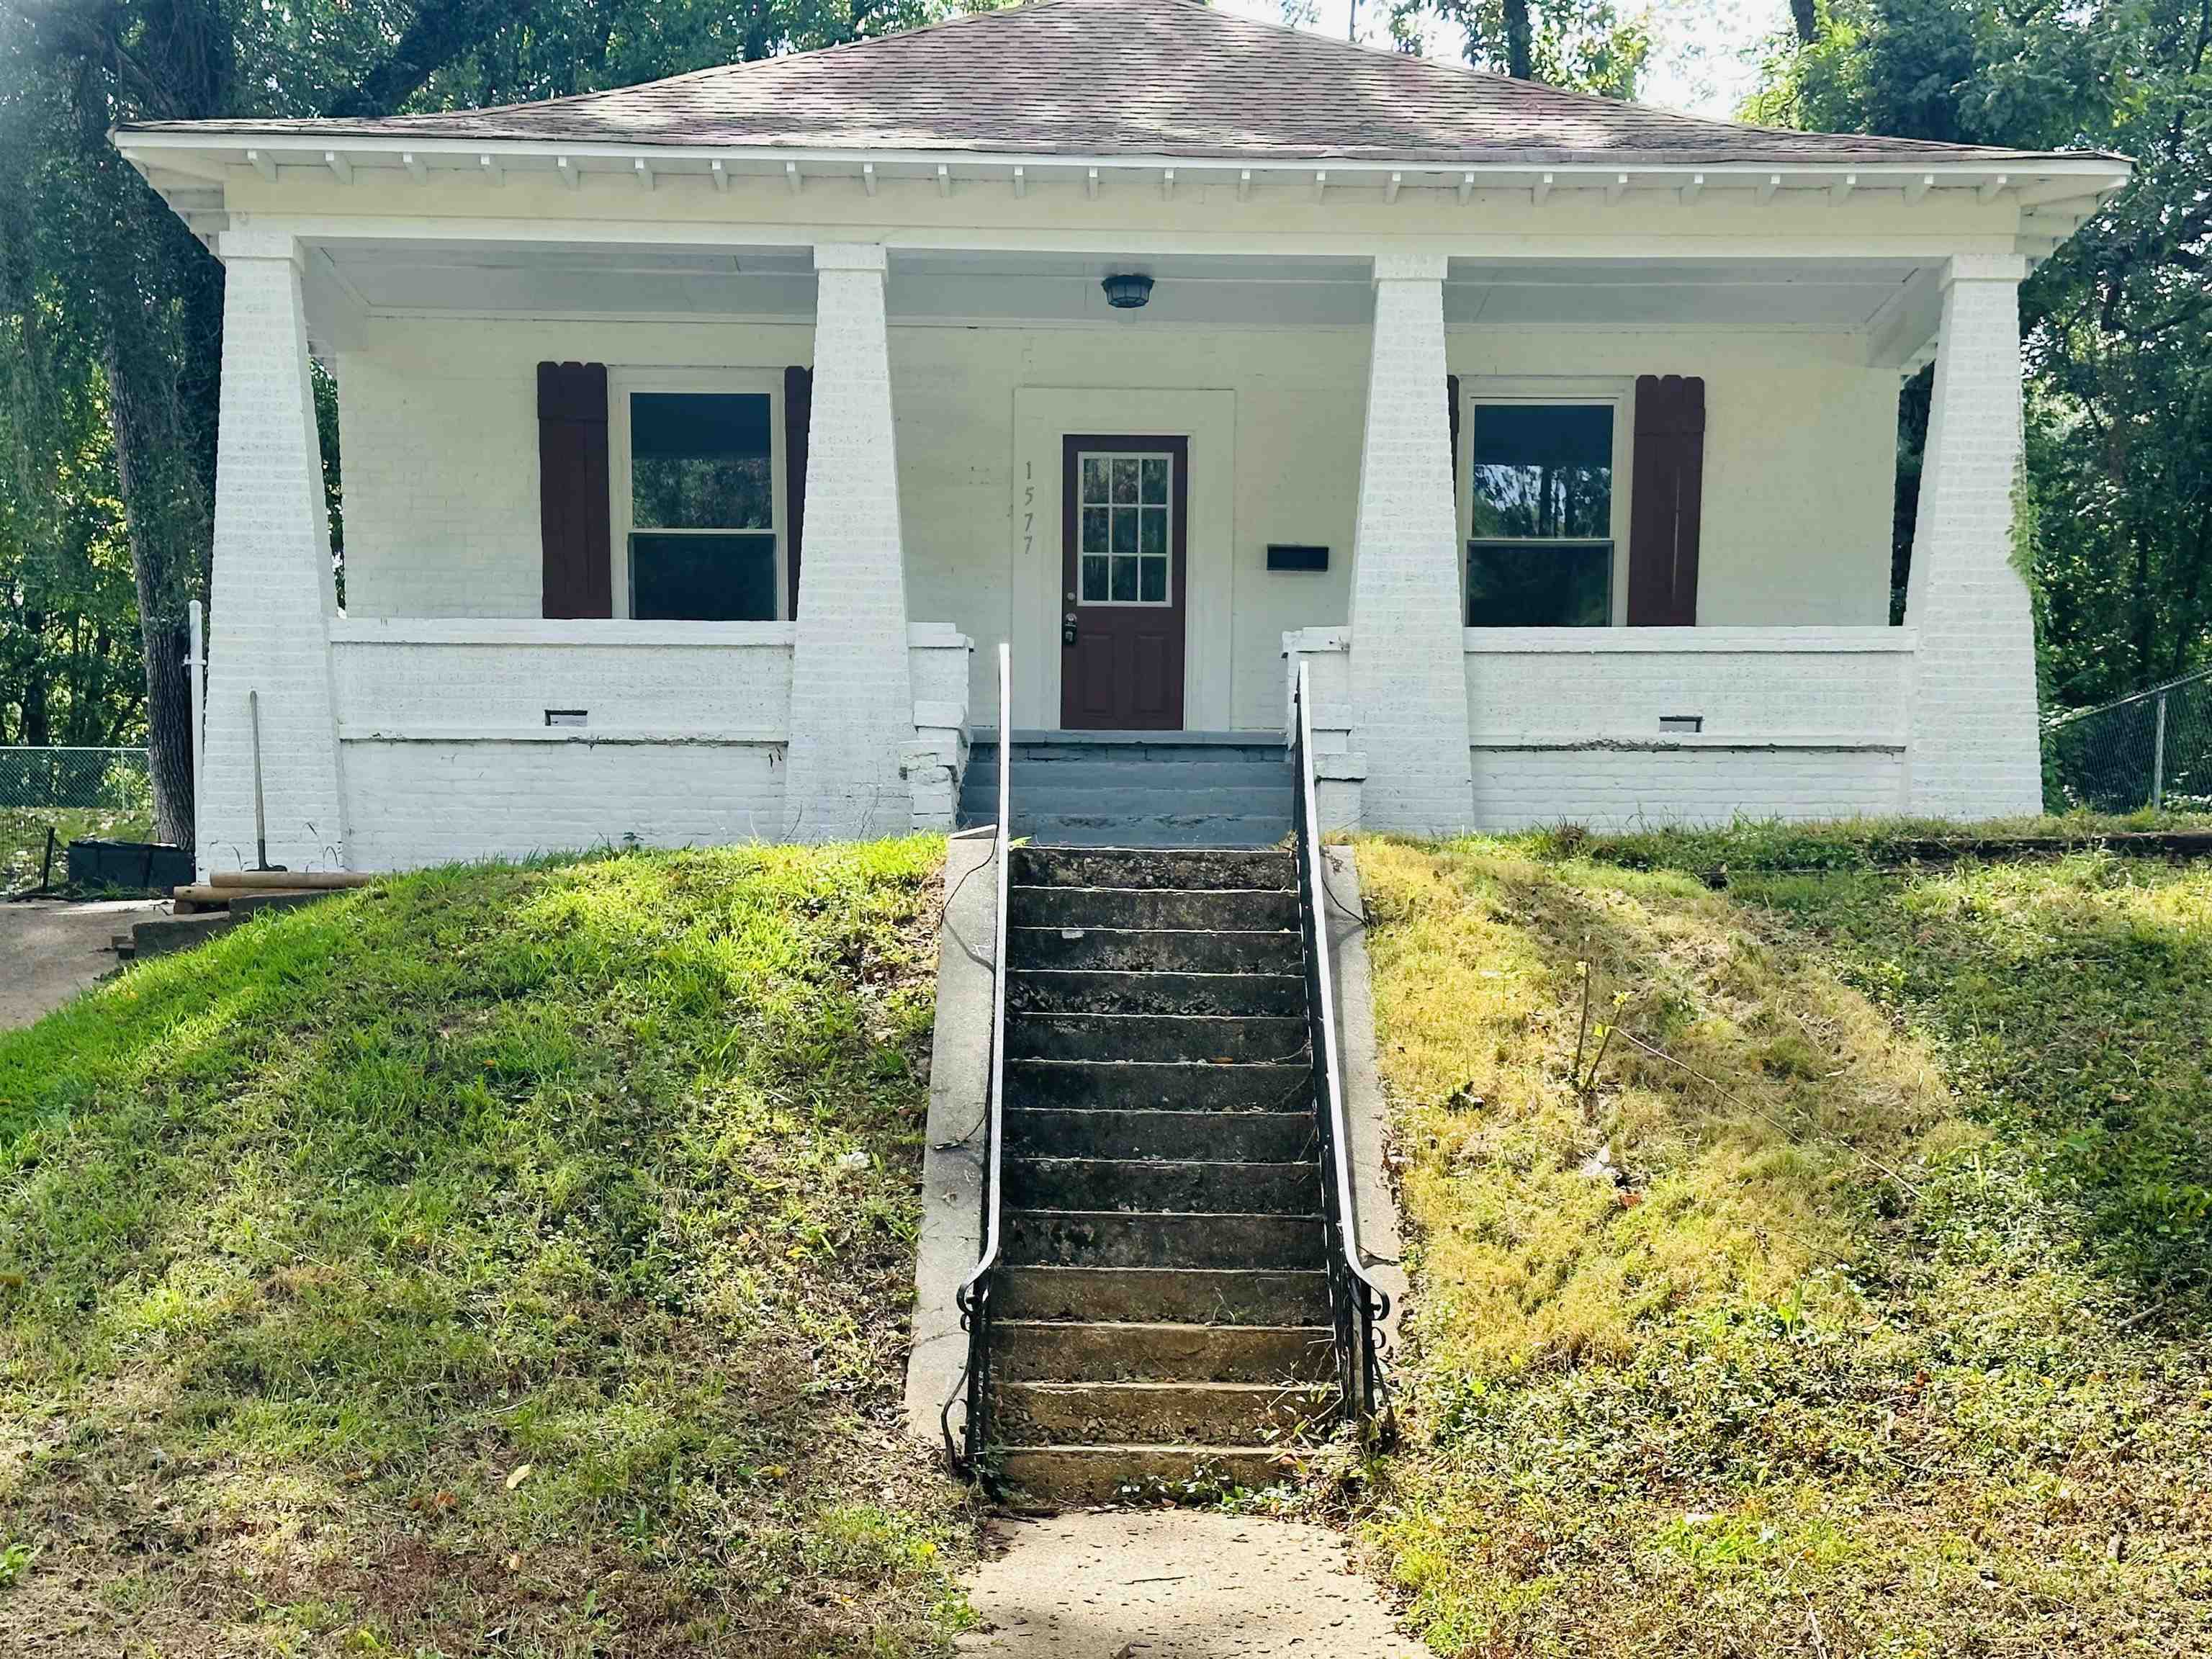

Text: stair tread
xmin=999 ymin=1378 xmax=1331 ymax=1394
xmin=1007 ymin=1208 xmax=1323 ymax=1222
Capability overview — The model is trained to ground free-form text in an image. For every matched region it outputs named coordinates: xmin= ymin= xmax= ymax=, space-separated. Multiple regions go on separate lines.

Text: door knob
xmin=1061 ymin=612 xmax=1079 ymax=647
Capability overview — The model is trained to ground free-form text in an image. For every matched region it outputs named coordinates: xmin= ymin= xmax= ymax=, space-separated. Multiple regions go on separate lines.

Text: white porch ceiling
xmin=310 ymin=239 xmax=1928 ymax=336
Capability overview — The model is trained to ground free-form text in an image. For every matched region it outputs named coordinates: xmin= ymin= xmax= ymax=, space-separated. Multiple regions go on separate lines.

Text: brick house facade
xmin=114 ymin=0 xmax=2128 ymax=870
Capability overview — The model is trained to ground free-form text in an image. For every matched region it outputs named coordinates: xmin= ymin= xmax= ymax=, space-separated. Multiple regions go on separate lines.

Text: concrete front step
xmin=994 ymin=1320 xmax=1336 ymax=1383
xmin=1005 ymin=1209 xmax=1324 ymax=1270
xmin=1007 ymin=1059 xmax=1310 ymax=1112
xmin=1010 ymin=1012 xmax=1308 ymax=1069
xmin=996 ymin=818 xmax=1290 ymax=848
xmin=1010 ymin=886 xmax=1298 ymax=932
xmin=1009 ymin=968 xmax=1305 ymax=1018
xmin=994 ymin=1380 xmax=1336 ymax=1446
xmin=1007 ymin=1156 xmax=1320 ymax=1215
xmin=1006 ymin=1106 xmax=1313 ymax=1163
xmin=991 ymin=1444 xmax=1301 ymax=1504
xmin=1010 ymin=847 xmax=1294 ymax=891
xmin=992 ymin=786 xmax=1294 ymax=818
xmin=992 ymin=1265 xmax=1332 ymax=1325
xmin=1009 ymin=1012 xmax=1308 ymax=1066
xmin=1010 ymin=926 xmax=1301 ymax=976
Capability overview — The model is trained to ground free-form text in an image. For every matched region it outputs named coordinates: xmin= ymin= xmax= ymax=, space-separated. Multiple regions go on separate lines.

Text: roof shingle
xmin=121 ymin=0 xmax=2103 ymax=167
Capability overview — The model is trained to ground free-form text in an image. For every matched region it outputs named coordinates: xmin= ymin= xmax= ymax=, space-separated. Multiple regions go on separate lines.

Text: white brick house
xmin=114 ymin=0 xmax=2128 ymax=869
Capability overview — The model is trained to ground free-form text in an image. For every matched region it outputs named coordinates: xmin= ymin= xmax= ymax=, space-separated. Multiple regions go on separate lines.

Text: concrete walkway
xmin=0 ymin=899 xmax=161 ymax=1030
xmin=958 ymin=1511 xmax=1424 ymax=1658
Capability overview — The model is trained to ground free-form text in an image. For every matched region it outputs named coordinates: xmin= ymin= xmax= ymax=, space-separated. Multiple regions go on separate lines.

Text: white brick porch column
xmin=783 ymin=243 xmax=916 ymax=841
xmin=1346 ymin=252 xmax=1473 ymax=832
xmin=1902 ymin=253 xmax=2044 ymax=818
xmin=199 ymin=230 xmax=345 ymax=874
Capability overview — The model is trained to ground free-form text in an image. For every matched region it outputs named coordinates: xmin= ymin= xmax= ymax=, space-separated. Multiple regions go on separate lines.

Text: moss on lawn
xmin=1352 ymin=832 xmax=2212 ymax=1656
xmin=0 ymin=842 xmax=976 ymax=1656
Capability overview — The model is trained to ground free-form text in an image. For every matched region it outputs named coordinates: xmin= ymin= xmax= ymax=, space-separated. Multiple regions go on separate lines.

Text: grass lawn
xmin=1352 ymin=824 xmax=2211 ymax=1655
xmin=0 ymin=842 xmax=976 ymax=1656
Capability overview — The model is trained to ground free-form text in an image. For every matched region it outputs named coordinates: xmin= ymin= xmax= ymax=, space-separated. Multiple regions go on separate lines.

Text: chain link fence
xmin=1 ymin=746 xmax=155 ymax=891
xmin=2044 ymin=667 xmax=2212 ymax=814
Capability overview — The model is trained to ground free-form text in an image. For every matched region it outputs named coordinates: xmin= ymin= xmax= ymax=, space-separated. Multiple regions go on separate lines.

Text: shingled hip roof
xmin=117 ymin=0 xmax=2111 ymax=168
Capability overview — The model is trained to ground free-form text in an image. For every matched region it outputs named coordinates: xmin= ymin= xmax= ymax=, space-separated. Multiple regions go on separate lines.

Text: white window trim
xmin=608 ymin=366 xmax=787 ymax=622
xmin=1456 ymin=377 xmax=1635 ymax=629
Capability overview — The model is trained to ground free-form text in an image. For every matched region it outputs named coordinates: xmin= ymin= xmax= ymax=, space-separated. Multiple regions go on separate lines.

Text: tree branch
xmin=321 ymin=0 xmax=539 ymax=120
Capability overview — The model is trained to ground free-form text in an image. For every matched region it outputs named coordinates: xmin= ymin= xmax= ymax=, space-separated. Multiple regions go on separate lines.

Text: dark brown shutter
xmin=783 ymin=365 xmax=811 ymax=619
xmin=1626 ymin=374 xmax=1705 ymax=626
xmin=537 ymin=361 xmax=612 ymax=619
xmin=1447 ymin=373 xmax=1462 ymax=495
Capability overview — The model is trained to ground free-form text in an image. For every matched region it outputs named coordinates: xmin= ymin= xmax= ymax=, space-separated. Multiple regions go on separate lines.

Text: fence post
xmin=2150 ymin=692 xmax=2167 ymax=811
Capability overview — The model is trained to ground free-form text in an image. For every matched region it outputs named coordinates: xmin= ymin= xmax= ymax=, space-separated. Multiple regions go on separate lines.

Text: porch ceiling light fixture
xmin=1102 ymin=271 xmax=1154 ymax=310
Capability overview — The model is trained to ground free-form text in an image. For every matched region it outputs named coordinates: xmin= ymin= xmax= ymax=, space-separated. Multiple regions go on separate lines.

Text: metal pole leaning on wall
xmin=2151 ymin=693 xmax=2167 ymax=811
xmin=186 ymin=600 xmax=204 ymax=861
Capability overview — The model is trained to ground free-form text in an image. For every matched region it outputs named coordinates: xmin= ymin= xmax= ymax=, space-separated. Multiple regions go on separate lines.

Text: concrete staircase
xmin=988 ymin=845 xmax=1336 ymax=1503
xmin=960 ymin=734 xmax=1292 ymax=848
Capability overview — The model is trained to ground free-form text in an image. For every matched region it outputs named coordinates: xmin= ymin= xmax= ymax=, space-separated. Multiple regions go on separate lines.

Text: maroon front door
xmin=1059 ymin=435 xmax=1188 ymax=730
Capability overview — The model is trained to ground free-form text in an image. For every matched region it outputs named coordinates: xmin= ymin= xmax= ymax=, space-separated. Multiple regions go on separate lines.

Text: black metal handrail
xmin=946 ymin=642 xmax=1012 ymax=1475
xmin=1289 ymin=661 xmax=1392 ymax=1431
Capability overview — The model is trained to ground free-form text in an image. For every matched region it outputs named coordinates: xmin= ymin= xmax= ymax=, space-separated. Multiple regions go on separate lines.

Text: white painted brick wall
xmin=907 ymin=624 xmax=973 ymax=830
xmin=1902 ymin=258 xmax=2044 ymax=818
xmin=199 ymin=235 xmax=347 ymax=876
xmin=1465 ymin=629 xmax=1913 ymax=744
xmin=1283 ymin=628 xmax=1364 ymax=832
xmin=1472 ymin=747 xmax=1906 ymax=831
xmin=1296 ymin=624 xmax=1913 ymax=830
xmin=343 ymin=740 xmax=786 ymax=869
xmin=1346 ymin=256 xmax=1474 ymax=832
xmin=783 ymin=245 xmax=917 ymax=840
xmin=323 ymin=621 xmax=967 ymax=868
xmin=331 ymin=619 xmax=796 ymax=734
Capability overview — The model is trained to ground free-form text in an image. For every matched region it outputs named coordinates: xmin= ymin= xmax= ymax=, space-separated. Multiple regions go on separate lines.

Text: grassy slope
xmin=0 ymin=843 xmax=974 ymax=1656
xmin=1353 ymin=830 xmax=2211 ymax=1655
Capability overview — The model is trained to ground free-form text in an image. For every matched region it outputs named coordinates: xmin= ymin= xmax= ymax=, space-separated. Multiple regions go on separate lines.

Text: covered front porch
xmin=186 ymin=223 xmax=2041 ymax=868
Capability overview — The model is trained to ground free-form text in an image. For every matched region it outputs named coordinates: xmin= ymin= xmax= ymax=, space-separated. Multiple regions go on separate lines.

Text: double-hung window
xmin=616 ymin=377 xmax=782 ymax=621
xmin=1465 ymin=400 xmax=1617 ymax=628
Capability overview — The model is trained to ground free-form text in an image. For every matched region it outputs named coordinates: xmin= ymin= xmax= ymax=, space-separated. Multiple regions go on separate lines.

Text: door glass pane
xmin=1076 ymin=449 xmax=1174 ymax=607
xmin=631 ymin=531 xmax=778 ymax=621
xmin=1470 ymin=404 xmax=1611 ymax=540
xmin=1139 ymin=508 xmax=1166 ymax=555
xmin=631 ymin=392 xmax=773 ymax=530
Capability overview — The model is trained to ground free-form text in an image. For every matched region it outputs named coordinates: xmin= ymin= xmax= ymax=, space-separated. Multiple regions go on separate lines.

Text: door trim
xmin=1059 ymin=433 xmax=1190 ymax=730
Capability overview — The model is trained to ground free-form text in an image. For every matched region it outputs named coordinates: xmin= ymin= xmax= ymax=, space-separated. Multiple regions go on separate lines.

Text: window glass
xmin=1076 ymin=450 xmax=1172 ymax=608
xmin=628 ymin=391 xmax=777 ymax=621
xmin=1467 ymin=403 xmax=1614 ymax=627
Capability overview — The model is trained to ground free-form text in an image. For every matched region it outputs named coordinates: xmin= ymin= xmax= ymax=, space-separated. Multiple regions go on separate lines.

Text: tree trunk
xmin=1503 ymin=0 xmax=1534 ymax=78
xmin=1790 ymin=0 xmax=1820 ymax=45
xmin=104 ymin=326 xmax=203 ymax=849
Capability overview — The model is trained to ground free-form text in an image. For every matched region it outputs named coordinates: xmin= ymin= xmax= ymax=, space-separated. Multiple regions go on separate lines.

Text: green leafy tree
xmin=1753 ymin=0 xmax=2212 ymax=706
xmin=1385 ymin=0 xmax=1648 ymax=95
xmin=0 ymin=0 xmax=939 ymax=853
